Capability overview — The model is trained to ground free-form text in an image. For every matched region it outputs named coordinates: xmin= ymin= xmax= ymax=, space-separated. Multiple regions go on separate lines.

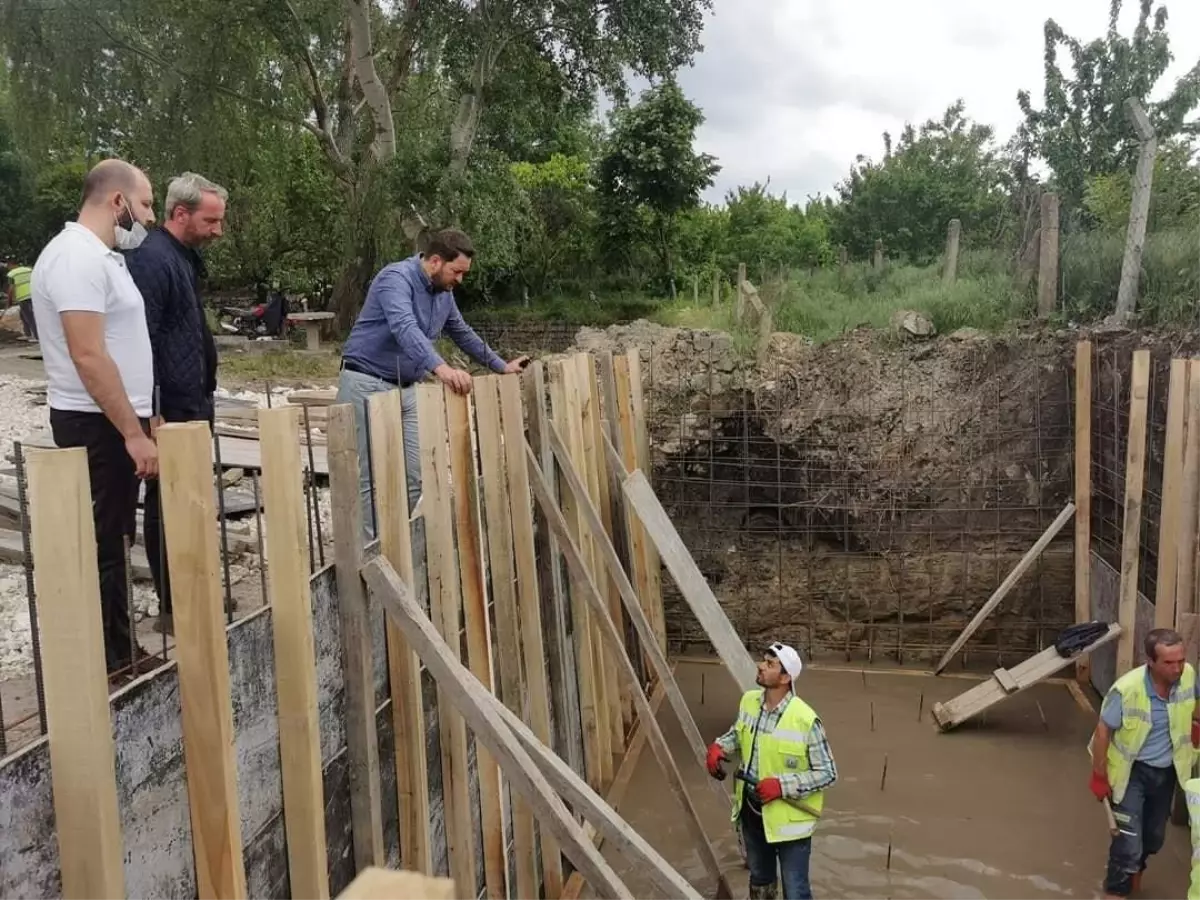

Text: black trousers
xmin=49 ymin=408 xmax=147 ymax=673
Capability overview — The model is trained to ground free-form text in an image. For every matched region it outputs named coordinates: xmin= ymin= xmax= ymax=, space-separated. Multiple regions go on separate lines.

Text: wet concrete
xmin=591 ymin=659 xmax=1193 ymax=899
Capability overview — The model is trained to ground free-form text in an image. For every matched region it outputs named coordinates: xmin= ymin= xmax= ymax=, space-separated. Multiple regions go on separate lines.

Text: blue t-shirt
xmin=1100 ymin=669 xmax=1197 ymax=768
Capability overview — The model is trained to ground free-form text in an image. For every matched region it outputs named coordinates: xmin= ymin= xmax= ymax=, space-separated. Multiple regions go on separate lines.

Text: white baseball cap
xmin=767 ymin=642 xmax=803 ymax=680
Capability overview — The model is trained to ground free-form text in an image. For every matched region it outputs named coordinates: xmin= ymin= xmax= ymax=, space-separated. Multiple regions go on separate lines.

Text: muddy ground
xmin=587 ymin=659 xmax=1192 ymax=899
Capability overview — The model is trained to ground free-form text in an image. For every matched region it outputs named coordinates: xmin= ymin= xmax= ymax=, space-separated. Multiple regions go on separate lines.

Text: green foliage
xmin=831 ymin=101 xmax=1007 ymax=263
xmin=1084 ymin=140 xmax=1200 ymax=230
xmin=1017 ymin=0 xmax=1200 ymax=210
xmin=511 ymin=153 xmax=598 ymax=296
xmin=596 ymin=80 xmax=719 ymax=286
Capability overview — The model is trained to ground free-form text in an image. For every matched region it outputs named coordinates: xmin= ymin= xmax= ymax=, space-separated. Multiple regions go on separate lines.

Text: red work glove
xmin=706 ymin=743 xmax=727 ymax=779
xmin=757 ymin=776 xmax=783 ymax=804
xmin=1192 ymin=720 xmax=1199 ymax=749
xmin=1089 ymin=770 xmax=1110 ymax=801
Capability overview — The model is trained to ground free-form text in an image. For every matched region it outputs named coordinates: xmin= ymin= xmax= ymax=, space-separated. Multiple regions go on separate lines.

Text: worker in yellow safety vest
xmin=706 ymin=643 xmax=837 ymax=900
xmin=1090 ymin=627 xmax=1200 ymax=898
xmin=5 ymin=263 xmax=36 ymax=340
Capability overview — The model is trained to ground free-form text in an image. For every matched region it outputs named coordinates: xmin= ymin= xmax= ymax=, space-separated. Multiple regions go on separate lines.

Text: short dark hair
xmin=1145 ymin=627 xmax=1184 ymax=662
xmin=423 ymin=228 xmax=474 ymax=263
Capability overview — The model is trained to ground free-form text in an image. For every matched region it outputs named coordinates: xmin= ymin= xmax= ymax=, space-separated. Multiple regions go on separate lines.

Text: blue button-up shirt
xmin=341 ymin=255 xmax=505 ymax=383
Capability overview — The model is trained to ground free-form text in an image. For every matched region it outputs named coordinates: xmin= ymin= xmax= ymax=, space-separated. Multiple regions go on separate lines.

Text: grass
xmin=218 ymin=348 xmax=343 ymax=384
xmin=657 ymin=250 xmax=1034 ymax=345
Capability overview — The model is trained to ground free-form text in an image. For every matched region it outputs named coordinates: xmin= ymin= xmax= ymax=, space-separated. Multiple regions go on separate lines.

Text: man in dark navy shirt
xmin=126 ymin=172 xmax=227 ymax=632
xmin=337 ymin=228 xmax=527 ymax=542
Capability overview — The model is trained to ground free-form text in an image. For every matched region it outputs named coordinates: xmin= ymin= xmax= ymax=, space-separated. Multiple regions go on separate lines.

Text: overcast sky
xmin=670 ymin=0 xmax=1200 ymax=205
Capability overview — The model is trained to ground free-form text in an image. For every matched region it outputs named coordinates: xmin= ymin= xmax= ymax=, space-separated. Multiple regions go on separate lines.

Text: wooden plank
xmin=157 ymin=422 xmax=248 ymax=899
xmin=337 ymin=868 xmax=459 ymax=900
xmin=258 ymin=408 xmax=330 ymax=900
xmin=367 ymin=389 xmax=432 ymax=873
xmin=416 ymin=385 xmax=477 ymax=894
xmin=569 ymin=355 xmax=616 ymax=785
xmin=1156 ymin=359 xmax=1189 ymax=628
xmin=476 ymin=377 xmax=538 ymax=899
xmin=1176 ymin=362 xmax=1200 ymax=627
xmin=501 ymin=374 xmax=565 ymax=898
xmin=578 ymin=353 xmax=626 ymax=758
xmin=525 ymin=444 xmax=732 ymax=899
xmin=621 ymin=466 xmax=758 ymax=691
xmin=612 ymin=356 xmax=657 ymax=673
xmin=934 ymin=502 xmax=1076 ymax=674
xmin=28 ymin=448 xmax=126 ymax=900
xmin=522 ymin=362 xmax=582 ymax=785
xmin=447 ymin=389 xmax=508 ymax=900
xmin=549 ymin=360 xmax=604 ymax=791
xmin=547 ymin=424 xmax=734 ymax=808
xmin=992 ymin=668 xmax=1019 ymax=694
xmin=932 ymin=624 xmax=1122 ymax=731
xmin=327 ymin=404 xmax=386 ymax=870
xmin=480 ymin=680 xmax=702 ymax=900
xmin=1118 ymin=350 xmax=1152 ymax=675
xmin=626 ymin=348 xmax=666 ymax=653
xmin=1075 ymin=340 xmax=1093 ymax=687
xmin=361 ymin=558 xmax=634 ymax=900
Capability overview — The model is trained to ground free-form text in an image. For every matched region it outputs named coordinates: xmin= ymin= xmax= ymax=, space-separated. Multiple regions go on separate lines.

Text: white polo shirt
xmin=31 ymin=222 xmax=154 ymax=418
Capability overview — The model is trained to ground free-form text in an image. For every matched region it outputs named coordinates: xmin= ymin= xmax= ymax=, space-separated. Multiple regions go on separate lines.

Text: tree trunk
xmin=449 ymin=52 xmax=490 ymax=177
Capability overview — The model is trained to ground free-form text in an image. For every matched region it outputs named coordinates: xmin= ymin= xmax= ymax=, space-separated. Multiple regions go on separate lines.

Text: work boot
xmin=748 ymin=881 xmax=778 ymax=899
xmin=1130 ymin=870 xmax=1143 ymax=895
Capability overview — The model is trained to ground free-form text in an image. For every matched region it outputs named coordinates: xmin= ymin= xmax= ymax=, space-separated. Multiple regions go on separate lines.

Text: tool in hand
xmin=735 ymin=769 xmax=822 ymax=818
xmin=1103 ymin=797 xmax=1119 ymax=836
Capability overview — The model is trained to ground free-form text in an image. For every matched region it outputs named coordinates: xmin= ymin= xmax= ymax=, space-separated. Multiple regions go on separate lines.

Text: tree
xmin=2 ymin=0 xmax=712 ymax=324
xmin=596 ymin=80 xmax=719 ymax=294
xmin=1016 ymin=0 xmax=1200 ymax=210
xmin=1084 ymin=139 xmax=1200 ymax=231
xmin=831 ymin=100 xmax=1006 ymax=262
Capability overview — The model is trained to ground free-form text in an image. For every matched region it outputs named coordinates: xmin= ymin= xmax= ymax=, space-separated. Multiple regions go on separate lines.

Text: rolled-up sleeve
xmin=377 ymin=268 xmax=445 ymax=377
xmin=442 ymin=302 xmax=506 ymax=373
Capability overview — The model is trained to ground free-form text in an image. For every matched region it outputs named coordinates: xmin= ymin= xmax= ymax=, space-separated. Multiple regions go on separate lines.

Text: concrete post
xmin=1037 ymin=193 xmax=1059 ymax=317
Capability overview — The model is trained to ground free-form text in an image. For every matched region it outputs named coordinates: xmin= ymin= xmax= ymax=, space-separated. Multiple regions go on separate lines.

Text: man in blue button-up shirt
xmin=336 ymin=228 xmax=526 ymax=542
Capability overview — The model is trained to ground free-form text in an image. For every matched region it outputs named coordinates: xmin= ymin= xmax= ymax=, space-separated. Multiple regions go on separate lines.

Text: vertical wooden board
xmin=1177 ymin=363 xmax=1200 ymax=624
xmin=1075 ymin=341 xmax=1093 ymax=685
xmin=597 ymin=351 xmax=637 ymax=730
xmin=1118 ymin=350 xmax=1151 ymax=675
xmin=578 ymin=353 xmax=626 ymax=755
xmin=445 ymin=390 xmax=507 ymax=900
xmin=613 ymin=356 xmax=656 ymax=662
xmin=475 ymin=377 xmax=539 ymax=900
xmin=28 ymin=448 xmax=126 ymax=900
xmin=548 ymin=360 xmax=603 ymax=792
xmin=567 ymin=355 xmax=615 ymax=787
xmin=259 ymin=408 xmax=330 ymax=899
xmin=366 ymin=389 xmax=432 ymax=874
xmin=328 ymin=405 xmax=387 ymax=872
xmin=502 ymin=374 xmax=565 ymax=898
xmin=624 ymin=349 xmax=666 ymax=654
xmin=1155 ymin=359 xmax=1189 ymax=628
xmin=158 ymin=422 xmax=248 ymax=899
xmin=522 ymin=362 xmax=582 ymax=784
xmin=416 ymin=385 xmax=477 ymax=895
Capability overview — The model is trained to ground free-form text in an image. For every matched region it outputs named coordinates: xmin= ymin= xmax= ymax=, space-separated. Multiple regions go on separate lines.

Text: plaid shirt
xmin=715 ymin=692 xmax=838 ymax=799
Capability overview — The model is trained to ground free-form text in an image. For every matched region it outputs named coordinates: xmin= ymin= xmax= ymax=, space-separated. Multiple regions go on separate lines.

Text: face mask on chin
xmin=114 ymin=199 xmax=148 ymax=251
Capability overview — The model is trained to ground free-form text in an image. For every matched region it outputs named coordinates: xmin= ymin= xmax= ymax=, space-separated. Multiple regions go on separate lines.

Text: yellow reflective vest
xmin=731 ymin=689 xmax=826 ymax=843
xmin=7 ymin=266 xmax=31 ymax=303
xmin=1099 ymin=664 xmax=1196 ymax=805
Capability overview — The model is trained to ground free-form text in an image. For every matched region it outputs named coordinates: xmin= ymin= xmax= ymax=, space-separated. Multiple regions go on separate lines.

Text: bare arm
xmin=1091 ymin=719 xmax=1112 ymax=774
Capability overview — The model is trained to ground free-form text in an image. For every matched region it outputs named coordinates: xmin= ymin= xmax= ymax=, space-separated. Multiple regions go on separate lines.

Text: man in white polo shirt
xmin=32 ymin=158 xmax=159 ymax=677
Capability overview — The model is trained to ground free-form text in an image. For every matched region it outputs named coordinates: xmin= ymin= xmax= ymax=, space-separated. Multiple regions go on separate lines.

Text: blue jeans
xmin=334 ymin=368 xmax=426 ymax=607
xmin=740 ymin=803 xmax=813 ymax=899
xmin=1105 ymin=761 xmax=1176 ymax=896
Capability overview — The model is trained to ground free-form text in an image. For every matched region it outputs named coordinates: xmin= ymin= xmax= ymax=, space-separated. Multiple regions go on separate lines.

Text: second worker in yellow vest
xmin=706 ymin=642 xmax=838 ymax=900
xmin=1089 ymin=627 xmax=1200 ymax=898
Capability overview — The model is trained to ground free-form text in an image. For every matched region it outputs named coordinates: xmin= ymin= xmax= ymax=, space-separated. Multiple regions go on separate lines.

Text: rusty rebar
xmin=14 ymin=442 xmax=47 ymax=736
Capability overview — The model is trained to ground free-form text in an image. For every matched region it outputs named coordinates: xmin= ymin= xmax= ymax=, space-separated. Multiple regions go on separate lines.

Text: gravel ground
xmin=0 ymin=376 xmax=333 ymax=681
